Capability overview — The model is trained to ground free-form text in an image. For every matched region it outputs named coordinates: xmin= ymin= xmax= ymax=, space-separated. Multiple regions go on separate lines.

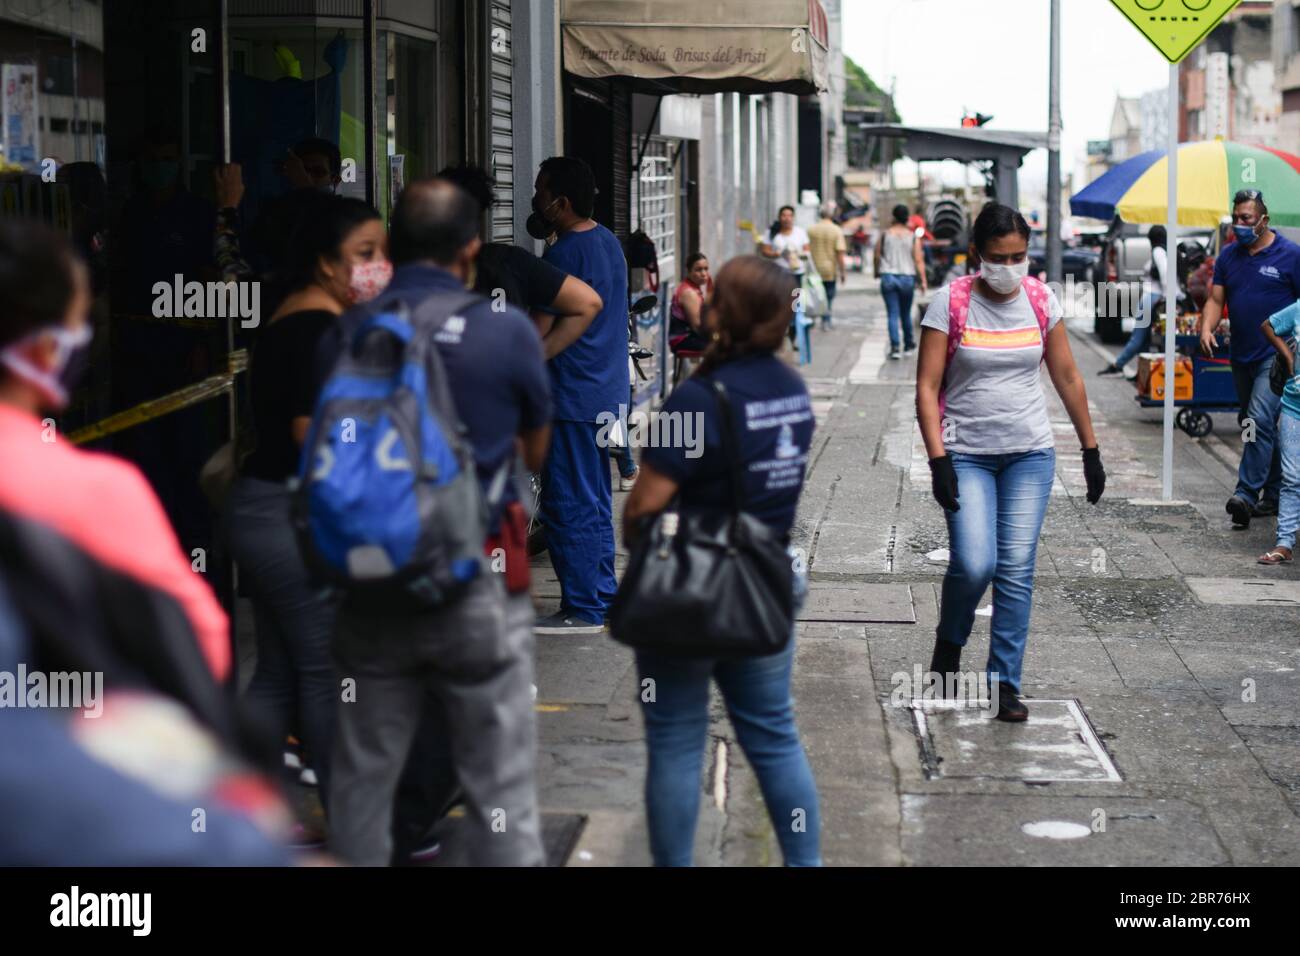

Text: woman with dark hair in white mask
xmin=225 ymin=193 xmax=388 ymax=832
xmin=914 ymin=203 xmax=1106 ymax=722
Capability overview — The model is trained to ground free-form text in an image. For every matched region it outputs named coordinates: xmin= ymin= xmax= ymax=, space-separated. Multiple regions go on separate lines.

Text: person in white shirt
xmin=1099 ymin=225 xmax=1167 ymax=376
xmin=762 ymin=205 xmax=810 ymax=274
xmin=762 ymin=205 xmax=810 ymax=346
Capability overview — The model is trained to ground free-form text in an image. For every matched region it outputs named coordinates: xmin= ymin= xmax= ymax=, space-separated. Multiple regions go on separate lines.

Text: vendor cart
xmin=1135 ymin=333 xmax=1237 ymax=437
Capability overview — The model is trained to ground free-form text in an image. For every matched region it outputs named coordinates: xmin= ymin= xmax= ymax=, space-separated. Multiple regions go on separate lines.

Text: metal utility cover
xmin=799 ymin=584 xmax=915 ymax=623
xmin=1185 ymin=577 xmax=1300 ymax=607
xmin=908 ymin=699 xmax=1122 ymax=783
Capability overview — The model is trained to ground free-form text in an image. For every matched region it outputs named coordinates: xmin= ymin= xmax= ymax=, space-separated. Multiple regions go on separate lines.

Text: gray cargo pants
xmin=327 ymin=573 xmax=543 ymax=866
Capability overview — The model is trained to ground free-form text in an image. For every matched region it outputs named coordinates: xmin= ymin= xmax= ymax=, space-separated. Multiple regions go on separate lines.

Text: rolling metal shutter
xmin=610 ymin=81 xmax=631 ymax=238
xmin=488 ymin=0 xmax=514 ymax=242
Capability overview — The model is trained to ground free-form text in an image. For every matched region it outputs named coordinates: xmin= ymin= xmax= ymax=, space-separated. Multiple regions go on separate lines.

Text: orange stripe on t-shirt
xmin=960 ymin=326 xmax=1043 ymax=350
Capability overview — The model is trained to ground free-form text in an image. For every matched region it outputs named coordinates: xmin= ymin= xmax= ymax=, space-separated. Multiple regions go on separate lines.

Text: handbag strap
xmin=709 ymin=379 xmax=747 ymax=515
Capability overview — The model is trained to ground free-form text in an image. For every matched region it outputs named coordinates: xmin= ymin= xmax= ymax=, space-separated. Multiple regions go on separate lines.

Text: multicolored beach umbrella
xmin=1069 ymin=140 xmax=1300 ymax=227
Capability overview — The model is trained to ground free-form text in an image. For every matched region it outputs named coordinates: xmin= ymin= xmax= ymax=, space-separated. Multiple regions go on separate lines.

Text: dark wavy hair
xmin=0 ymin=221 xmax=80 ymax=351
xmin=696 ymin=255 xmax=797 ymax=376
xmin=971 ymin=202 xmax=1031 ymax=257
xmin=435 ymin=163 xmax=496 ymax=215
xmin=274 ymin=194 xmax=381 ymax=300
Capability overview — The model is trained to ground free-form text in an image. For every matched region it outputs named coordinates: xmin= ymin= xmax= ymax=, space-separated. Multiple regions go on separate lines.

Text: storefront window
xmin=226 ymin=22 xmax=369 ymax=216
xmin=380 ymin=31 xmax=439 ymax=218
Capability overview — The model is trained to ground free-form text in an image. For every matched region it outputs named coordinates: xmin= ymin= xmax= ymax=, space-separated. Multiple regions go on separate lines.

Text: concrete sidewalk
xmin=532 ymin=272 xmax=1300 ymax=867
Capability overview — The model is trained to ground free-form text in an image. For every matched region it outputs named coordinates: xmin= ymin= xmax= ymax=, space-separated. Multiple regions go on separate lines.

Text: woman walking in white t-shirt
xmin=762 ymin=206 xmax=809 ymax=346
xmin=915 ymin=203 xmax=1107 ymax=721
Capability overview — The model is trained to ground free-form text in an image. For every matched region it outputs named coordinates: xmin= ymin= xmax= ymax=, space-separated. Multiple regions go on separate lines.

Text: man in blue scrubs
xmin=529 ymin=157 xmax=628 ymax=632
xmin=1199 ymin=190 xmax=1300 ymax=528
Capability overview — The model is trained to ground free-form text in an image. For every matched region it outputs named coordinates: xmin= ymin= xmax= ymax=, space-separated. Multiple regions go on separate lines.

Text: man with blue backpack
xmin=304 ymin=179 xmax=552 ymax=866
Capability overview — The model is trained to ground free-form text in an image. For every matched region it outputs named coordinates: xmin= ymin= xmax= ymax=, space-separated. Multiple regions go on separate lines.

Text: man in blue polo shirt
xmin=528 ymin=156 xmax=629 ymax=633
xmin=320 ymin=180 xmax=552 ymax=866
xmin=1199 ymin=189 xmax=1300 ymax=528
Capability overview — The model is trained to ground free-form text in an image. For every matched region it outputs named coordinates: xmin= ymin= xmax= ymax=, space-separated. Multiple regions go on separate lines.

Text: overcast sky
xmin=842 ymin=0 xmax=1172 ymax=195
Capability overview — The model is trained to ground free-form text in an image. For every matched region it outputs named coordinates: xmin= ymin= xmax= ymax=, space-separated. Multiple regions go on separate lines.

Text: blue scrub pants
xmin=542 ymin=420 xmax=617 ymax=623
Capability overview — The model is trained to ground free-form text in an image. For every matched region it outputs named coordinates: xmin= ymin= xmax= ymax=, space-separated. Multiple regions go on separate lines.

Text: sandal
xmin=1257 ymin=549 xmax=1294 ymax=565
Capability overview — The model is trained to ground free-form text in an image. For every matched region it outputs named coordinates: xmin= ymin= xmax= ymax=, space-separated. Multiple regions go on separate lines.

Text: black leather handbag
xmin=609 ymin=380 xmax=795 ymax=658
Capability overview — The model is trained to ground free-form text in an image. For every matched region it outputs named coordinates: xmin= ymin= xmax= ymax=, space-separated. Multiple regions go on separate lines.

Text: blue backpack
xmin=293 ymin=290 xmax=489 ymax=610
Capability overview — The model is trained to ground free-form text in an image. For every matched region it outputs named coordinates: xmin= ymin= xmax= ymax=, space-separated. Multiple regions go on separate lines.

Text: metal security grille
xmin=488 ymin=0 xmax=514 ymax=242
xmin=637 ymin=136 xmax=677 ymax=282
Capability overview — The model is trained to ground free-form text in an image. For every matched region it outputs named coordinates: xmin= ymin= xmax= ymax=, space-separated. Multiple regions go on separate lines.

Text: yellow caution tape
xmin=68 ymin=350 xmax=248 ymax=445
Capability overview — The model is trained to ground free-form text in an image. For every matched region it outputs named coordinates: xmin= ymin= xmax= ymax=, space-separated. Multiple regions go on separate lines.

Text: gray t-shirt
xmin=920 ymin=282 xmax=1063 ymax=455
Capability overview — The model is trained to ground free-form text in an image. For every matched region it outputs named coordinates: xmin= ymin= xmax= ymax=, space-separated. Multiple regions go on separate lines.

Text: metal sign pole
xmin=1162 ymin=60 xmax=1178 ymax=501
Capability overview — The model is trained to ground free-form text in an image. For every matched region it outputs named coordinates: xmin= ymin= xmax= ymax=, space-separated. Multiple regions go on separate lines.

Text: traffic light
xmin=961 ymin=112 xmax=993 ymax=128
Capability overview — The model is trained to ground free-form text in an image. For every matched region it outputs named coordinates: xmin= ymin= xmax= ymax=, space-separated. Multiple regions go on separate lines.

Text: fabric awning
xmin=560 ymin=0 xmax=829 ymax=95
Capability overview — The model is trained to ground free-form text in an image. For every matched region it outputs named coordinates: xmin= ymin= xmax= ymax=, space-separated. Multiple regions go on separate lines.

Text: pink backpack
xmin=939 ymin=274 xmax=1053 ymax=417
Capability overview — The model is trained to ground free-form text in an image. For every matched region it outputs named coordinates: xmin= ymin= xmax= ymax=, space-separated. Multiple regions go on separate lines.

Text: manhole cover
xmin=905 ymin=698 xmax=1121 ymax=782
xmin=1021 ymin=820 xmax=1091 ymax=840
xmin=1185 ymin=577 xmax=1300 ymax=607
xmin=799 ymin=584 xmax=915 ymax=623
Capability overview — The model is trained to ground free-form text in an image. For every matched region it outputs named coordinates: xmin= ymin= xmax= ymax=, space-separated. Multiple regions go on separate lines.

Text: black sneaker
xmin=888 ymin=348 xmax=902 ymax=360
xmin=928 ymin=637 xmax=962 ymax=698
xmin=535 ymin=611 xmax=605 ymax=634
xmin=1253 ymin=498 xmax=1279 ymax=517
xmin=1097 ymin=363 xmax=1124 ymax=376
xmin=903 ymin=343 xmax=917 ymax=354
xmin=1226 ymin=495 xmax=1253 ymax=529
xmin=995 ymin=682 xmax=1028 ymax=722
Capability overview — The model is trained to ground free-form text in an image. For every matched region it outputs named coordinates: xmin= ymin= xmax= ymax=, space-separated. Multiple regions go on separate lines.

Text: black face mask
xmin=527 ymin=196 xmax=561 ymax=241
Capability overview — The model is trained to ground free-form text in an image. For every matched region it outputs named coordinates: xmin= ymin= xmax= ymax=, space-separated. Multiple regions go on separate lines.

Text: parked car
xmin=1027 ymin=231 xmax=1100 ymax=284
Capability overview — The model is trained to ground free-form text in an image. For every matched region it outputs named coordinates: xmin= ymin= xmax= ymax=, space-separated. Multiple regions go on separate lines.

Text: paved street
xmin=529 ymin=272 xmax=1300 ymax=867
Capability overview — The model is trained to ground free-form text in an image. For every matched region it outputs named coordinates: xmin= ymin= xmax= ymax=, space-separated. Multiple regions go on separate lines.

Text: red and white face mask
xmin=348 ymin=259 xmax=393 ymax=304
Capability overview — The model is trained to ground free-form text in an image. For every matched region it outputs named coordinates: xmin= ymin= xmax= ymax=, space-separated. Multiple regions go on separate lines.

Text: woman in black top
xmin=226 ymin=194 xmax=387 ymax=817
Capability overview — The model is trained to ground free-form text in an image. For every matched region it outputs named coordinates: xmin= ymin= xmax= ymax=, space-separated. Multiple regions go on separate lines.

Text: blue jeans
xmin=936 ymin=449 xmax=1055 ymax=695
xmin=1276 ymin=414 xmax=1300 ymax=551
xmin=612 ymin=443 xmax=637 ymax=479
xmin=226 ymin=476 xmax=338 ymax=796
xmin=542 ymin=420 xmax=617 ymax=622
xmin=635 ymin=569 xmax=820 ymax=866
xmin=880 ymin=273 xmax=916 ymax=350
xmin=1230 ymin=355 xmax=1283 ymax=505
xmin=821 ymin=279 xmax=837 ymax=326
xmin=1113 ymin=292 xmax=1160 ymax=368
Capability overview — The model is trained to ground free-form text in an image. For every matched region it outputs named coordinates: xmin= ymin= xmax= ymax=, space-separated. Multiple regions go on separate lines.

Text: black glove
xmin=1082 ymin=446 xmax=1106 ymax=504
xmin=929 ymin=455 xmax=960 ymax=512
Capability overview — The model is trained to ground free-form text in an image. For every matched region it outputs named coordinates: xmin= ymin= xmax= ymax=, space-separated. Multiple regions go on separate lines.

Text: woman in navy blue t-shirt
xmin=622 ymin=255 xmax=821 ymax=867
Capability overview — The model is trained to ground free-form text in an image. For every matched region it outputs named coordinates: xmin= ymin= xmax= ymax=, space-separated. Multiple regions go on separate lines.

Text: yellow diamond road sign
xmin=1110 ymin=0 xmax=1242 ymax=64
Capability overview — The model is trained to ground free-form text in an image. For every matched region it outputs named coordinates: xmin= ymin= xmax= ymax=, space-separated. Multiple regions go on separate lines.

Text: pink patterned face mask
xmin=348 ymin=259 xmax=393 ymax=304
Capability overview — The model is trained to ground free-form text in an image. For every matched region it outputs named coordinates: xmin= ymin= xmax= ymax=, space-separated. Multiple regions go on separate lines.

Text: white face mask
xmin=0 ymin=324 xmax=93 ymax=409
xmin=980 ymin=259 xmax=1029 ymax=295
